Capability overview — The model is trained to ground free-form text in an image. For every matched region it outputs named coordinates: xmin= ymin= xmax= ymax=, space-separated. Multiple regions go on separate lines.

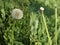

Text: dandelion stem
xmin=55 ymin=6 xmax=58 ymax=45
xmin=12 ymin=20 xmax=16 ymax=45
xmin=12 ymin=27 xmax=14 ymax=45
xmin=41 ymin=10 xmax=52 ymax=45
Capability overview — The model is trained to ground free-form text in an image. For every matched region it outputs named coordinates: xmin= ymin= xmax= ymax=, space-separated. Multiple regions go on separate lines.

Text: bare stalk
xmin=54 ymin=6 xmax=58 ymax=45
xmin=41 ymin=10 xmax=52 ymax=45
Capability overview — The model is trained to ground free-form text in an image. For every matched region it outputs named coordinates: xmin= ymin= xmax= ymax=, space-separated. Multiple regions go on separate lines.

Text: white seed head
xmin=11 ymin=9 xmax=23 ymax=19
xmin=40 ymin=7 xmax=44 ymax=11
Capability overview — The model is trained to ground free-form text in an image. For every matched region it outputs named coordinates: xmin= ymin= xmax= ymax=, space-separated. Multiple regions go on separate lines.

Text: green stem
xmin=54 ymin=7 xmax=58 ymax=45
xmin=12 ymin=28 xmax=14 ymax=45
xmin=12 ymin=20 xmax=16 ymax=45
xmin=41 ymin=11 xmax=52 ymax=45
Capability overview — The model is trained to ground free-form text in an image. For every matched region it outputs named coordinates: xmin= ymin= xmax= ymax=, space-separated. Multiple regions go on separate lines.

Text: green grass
xmin=0 ymin=0 xmax=60 ymax=45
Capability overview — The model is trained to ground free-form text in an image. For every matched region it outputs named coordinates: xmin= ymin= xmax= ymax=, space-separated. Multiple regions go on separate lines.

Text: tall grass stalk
xmin=54 ymin=6 xmax=58 ymax=45
xmin=41 ymin=10 xmax=52 ymax=45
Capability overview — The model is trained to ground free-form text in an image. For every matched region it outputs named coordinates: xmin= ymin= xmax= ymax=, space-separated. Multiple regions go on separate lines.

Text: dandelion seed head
xmin=40 ymin=7 xmax=44 ymax=11
xmin=11 ymin=9 xmax=23 ymax=19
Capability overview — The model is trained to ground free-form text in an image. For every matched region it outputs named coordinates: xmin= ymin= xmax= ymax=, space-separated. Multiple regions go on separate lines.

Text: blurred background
xmin=0 ymin=0 xmax=60 ymax=45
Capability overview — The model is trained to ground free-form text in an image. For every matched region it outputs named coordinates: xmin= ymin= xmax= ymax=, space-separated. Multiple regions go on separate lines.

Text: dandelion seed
xmin=40 ymin=7 xmax=44 ymax=11
xmin=11 ymin=9 xmax=23 ymax=19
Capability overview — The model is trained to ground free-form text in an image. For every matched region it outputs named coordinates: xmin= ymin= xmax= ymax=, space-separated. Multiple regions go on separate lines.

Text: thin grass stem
xmin=41 ymin=10 xmax=52 ymax=45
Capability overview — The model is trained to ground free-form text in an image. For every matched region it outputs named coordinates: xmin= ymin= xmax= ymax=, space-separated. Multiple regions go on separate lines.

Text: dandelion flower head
xmin=40 ymin=7 xmax=44 ymax=11
xmin=11 ymin=9 xmax=23 ymax=19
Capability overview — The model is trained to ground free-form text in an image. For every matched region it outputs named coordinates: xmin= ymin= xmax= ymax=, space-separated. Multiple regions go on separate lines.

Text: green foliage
xmin=0 ymin=0 xmax=60 ymax=45
xmin=0 ymin=0 xmax=30 ymax=45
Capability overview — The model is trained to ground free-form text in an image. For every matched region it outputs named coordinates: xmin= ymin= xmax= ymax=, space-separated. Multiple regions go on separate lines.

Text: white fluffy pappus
xmin=40 ymin=7 xmax=44 ymax=11
xmin=11 ymin=9 xmax=23 ymax=19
